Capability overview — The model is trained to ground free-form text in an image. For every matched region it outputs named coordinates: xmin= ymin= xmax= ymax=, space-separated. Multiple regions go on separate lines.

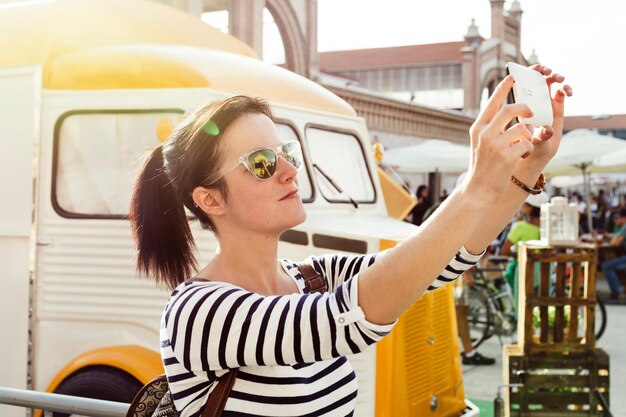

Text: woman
xmin=130 ymin=66 xmax=571 ymax=416
xmin=410 ymin=184 xmax=431 ymax=226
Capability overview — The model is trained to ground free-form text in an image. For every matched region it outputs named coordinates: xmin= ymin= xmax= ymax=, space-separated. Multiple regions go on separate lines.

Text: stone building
xmin=563 ymin=115 xmax=626 ymax=140
xmin=319 ymin=1 xmax=531 ymax=117
xmin=160 ymin=0 xmax=535 ymax=196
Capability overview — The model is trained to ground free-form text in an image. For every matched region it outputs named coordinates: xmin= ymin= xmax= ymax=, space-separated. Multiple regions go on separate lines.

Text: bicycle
xmin=466 ymin=256 xmax=607 ymax=350
xmin=466 ymin=256 xmax=517 ymax=350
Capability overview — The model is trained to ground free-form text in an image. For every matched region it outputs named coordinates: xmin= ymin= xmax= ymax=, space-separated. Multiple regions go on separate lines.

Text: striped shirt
xmin=160 ymin=247 xmax=483 ymax=417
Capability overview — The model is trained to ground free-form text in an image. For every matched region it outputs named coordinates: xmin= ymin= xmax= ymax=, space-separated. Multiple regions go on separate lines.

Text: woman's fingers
xmin=555 ymin=84 xmax=573 ymax=100
xmin=510 ymin=137 xmax=534 ymax=159
xmin=483 ymin=103 xmax=533 ymax=135
xmin=535 ymin=125 xmax=554 ymax=142
xmin=531 ymin=64 xmax=552 ymax=77
xmin=475 ymin=75 xmax=515 ymax=125
xmin=552 ymin=84 xmax=572 ymax=125
xmin=501 ymin=123 xmax=534 ymax=144
xmin=547 ymin=73 xmax=565 ymax=86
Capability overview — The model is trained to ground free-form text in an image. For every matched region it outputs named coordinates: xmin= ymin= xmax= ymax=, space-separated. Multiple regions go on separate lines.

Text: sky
xmin=206 ymin=0 xmax=624 ymax=117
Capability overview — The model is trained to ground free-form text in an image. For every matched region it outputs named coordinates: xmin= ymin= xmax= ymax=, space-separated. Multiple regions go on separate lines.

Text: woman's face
xmin=217 ymin=113 xmax=306 ymax=234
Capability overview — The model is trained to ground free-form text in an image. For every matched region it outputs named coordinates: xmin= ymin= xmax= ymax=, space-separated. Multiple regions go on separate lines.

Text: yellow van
xmin=0 ymin=0 xmax=476 ymax=416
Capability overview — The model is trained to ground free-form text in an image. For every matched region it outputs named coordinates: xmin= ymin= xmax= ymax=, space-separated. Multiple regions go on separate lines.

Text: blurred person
xmin=606 ymin=201 xmax=626 ymax=233
xmin=602 ymin=208 xmax=626 ymax=304
xmin=595 ymin=189 xmax=609 ymax=232
xmin=422 ymin=192 xmax=449 ymax=223
xmin=573 ymin=191 xmax=589 ymax=234
xmin=410 ymin=184 xmax=431 ymax=226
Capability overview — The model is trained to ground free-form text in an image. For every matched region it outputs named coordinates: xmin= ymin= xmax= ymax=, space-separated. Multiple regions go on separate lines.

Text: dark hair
xmin=617 ymin=207 xmax=626 ymax=218
xmin=529 ymin=206 xmax=541 ymax=219
xmin=416 ymin=185 xmax=428 ymax=199
xmin=129 ymin=95 xmax=274 ymax=290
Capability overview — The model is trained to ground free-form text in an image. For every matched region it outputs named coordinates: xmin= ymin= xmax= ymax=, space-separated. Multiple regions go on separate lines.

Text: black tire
xmin=573 ymin=296 xmax=607 ymax=342
xmin=53 ymin=366 xmax=142 ymax=417
xmin=467 ymin=285 xmax=494 ymax=350
xmin=595 ymin=296 xmax=607 ymax=341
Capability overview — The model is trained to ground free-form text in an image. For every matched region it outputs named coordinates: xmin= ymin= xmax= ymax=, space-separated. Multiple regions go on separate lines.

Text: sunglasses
xmin=205 ymin=140 xmax=303 ymax=184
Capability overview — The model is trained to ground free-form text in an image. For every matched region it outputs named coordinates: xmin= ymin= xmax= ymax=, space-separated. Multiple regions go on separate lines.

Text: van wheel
xmin=52 ymin=366 xmax=142 ymax=417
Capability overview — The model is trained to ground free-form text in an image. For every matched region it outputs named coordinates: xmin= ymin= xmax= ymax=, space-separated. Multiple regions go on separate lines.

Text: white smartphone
xmin=506 ymin=62 xmax=553 ymax=127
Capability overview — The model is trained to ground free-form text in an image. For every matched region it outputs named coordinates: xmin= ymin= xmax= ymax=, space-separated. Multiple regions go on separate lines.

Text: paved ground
xmin=462 ymin=276 xmax=625 ymax=417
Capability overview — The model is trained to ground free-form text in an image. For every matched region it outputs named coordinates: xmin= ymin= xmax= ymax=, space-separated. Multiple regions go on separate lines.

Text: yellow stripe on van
xmin=45 ymin=44 xmax=356 ymax=116
xmin=0 ymin=0 xmax=255 ymax=69
xmin=45 ymin=345 xmax=163 ymax=393
xmin=0 ymin=0 xmax=356 ymax=116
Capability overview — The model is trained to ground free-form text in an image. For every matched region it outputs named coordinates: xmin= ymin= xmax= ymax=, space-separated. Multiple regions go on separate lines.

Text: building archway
xmin=266 ymin=0 xmax=307 ymax=75
xmin=479 ymin=67 xmax=504 ymax=110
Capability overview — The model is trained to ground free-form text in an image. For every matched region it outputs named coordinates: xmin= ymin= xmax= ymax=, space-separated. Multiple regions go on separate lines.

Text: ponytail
xmin=129 ymin=146 xmax=197 ymax=290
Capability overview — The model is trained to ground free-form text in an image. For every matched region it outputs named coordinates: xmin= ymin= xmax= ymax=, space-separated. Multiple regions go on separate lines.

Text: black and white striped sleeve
xmin=304 ymin=252 xmax=378 ymax=292
xmin=163 ymin=276 xmax=394 ymax=373
xmin=425 ymin=246 xmax=485 ymax=292
xmin=306 ymin=246 xmax=484 ymax=294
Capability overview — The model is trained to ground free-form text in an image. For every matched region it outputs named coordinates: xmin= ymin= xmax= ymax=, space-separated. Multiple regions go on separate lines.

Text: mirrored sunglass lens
xmin=281 ymin=142 xmax=302 ymax=169
xmin=249 ymin=149 xmax=276 ymax=179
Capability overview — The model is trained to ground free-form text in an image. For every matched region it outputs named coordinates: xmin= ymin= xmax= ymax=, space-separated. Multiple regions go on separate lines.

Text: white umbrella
xmin=545 ymin=129 xmax=626 ymax=176
xmin=382 ymin=139 xmax=470 ymax=173
xmin=550 ymin=173 xmax=626 ymax=188
xmin=594 ymin=147 xmax=626 ymax=171
xmin=545 ymin=129 xmax=626 ymax=232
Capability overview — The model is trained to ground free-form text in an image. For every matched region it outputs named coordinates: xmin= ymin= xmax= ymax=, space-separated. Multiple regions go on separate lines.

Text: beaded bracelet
xmin=510 ymin=173 xmax=545 ymax=195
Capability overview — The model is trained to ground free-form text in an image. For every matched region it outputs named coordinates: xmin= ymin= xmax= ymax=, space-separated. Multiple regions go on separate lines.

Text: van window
xmin=276 ymin=123 xmax=312 ymax=201
xmin=54 ymin=111 xmax=181 ymax=217
xmin=306 ymin=127 xmax=375 ymax=203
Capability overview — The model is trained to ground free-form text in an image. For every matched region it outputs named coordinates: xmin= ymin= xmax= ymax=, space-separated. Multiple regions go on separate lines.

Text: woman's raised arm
xmin=464 ymin=65 xmax=573 ymax=254
xmin=358 ymin=69 xmax=571 ymax=325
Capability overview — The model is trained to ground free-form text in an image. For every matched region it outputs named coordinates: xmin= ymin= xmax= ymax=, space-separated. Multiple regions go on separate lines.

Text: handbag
xmin=126 ymin=263 xmax=326 ymax=417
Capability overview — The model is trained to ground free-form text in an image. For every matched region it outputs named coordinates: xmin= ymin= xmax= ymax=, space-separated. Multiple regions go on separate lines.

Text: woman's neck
xmin=199 ymin=227 xmax=296 ymax=295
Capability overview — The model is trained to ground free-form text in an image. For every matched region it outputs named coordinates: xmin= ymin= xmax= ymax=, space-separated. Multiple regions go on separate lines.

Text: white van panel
xmin=0 ymin=66 xmax=41 ymax=417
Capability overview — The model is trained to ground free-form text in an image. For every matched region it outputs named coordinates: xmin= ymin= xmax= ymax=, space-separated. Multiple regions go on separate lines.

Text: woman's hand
xmin=467 ymin=65 xmax=573 ymax=198
xmin=466 ymin=75 xmax=535 ymax=202
xmin=460 ymin=64 xmax=573 ymax=256
xmin=517 ymin=65 xmax=574 ymax=169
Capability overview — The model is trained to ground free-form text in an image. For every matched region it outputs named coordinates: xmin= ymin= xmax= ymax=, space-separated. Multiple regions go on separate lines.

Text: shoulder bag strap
xmin=297 ymin=263 xmax=328 ymax=294
xmin=201 ymin=369 xmax=239 ymax=417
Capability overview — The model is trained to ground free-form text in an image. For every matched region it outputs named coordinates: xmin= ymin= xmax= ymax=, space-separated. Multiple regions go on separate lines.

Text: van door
xmin=0 ymin=66 xmax=41 ymax=417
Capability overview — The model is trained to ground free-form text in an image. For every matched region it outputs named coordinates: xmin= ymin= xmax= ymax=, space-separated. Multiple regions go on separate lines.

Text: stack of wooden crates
xmin=503 ymin=241 xmax=610 ymax=417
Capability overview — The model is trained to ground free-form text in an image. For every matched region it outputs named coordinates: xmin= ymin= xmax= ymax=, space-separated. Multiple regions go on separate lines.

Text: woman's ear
xmin=192 ymin=186 xmax=225 ymax=216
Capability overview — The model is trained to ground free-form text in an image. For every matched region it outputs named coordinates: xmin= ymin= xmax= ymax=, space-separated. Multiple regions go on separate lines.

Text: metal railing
xmin=0 ymin=386 xmax=129 ymax=417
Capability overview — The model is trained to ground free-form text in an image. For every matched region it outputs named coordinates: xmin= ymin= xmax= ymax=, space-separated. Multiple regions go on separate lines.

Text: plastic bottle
xmin=540 ymin=196 xmax=579 ymax=244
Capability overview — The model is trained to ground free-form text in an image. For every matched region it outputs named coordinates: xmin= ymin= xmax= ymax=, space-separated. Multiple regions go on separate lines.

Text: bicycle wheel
xmin=574 ymin=297 xmax=607 ymax=341
xmin=595 ymin=297 xmax=607 ymax=341
xmin=467 ymin=285 xmax=494 ymax=349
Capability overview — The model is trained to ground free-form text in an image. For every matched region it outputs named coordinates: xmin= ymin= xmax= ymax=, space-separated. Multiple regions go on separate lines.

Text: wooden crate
xmin=517 ymin=242 xmax=598 ymax=353
xmin=503 ymin=345 xmax=610 ymax=417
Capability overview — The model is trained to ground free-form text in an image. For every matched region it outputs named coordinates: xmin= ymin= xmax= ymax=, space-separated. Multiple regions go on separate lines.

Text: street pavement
xmin=461 ymin=277 xmax=625 ymax=417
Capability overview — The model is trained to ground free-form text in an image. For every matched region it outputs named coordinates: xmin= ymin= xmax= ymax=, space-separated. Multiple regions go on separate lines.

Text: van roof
xmin=0 ymin=0 xmax=355 ymax=116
